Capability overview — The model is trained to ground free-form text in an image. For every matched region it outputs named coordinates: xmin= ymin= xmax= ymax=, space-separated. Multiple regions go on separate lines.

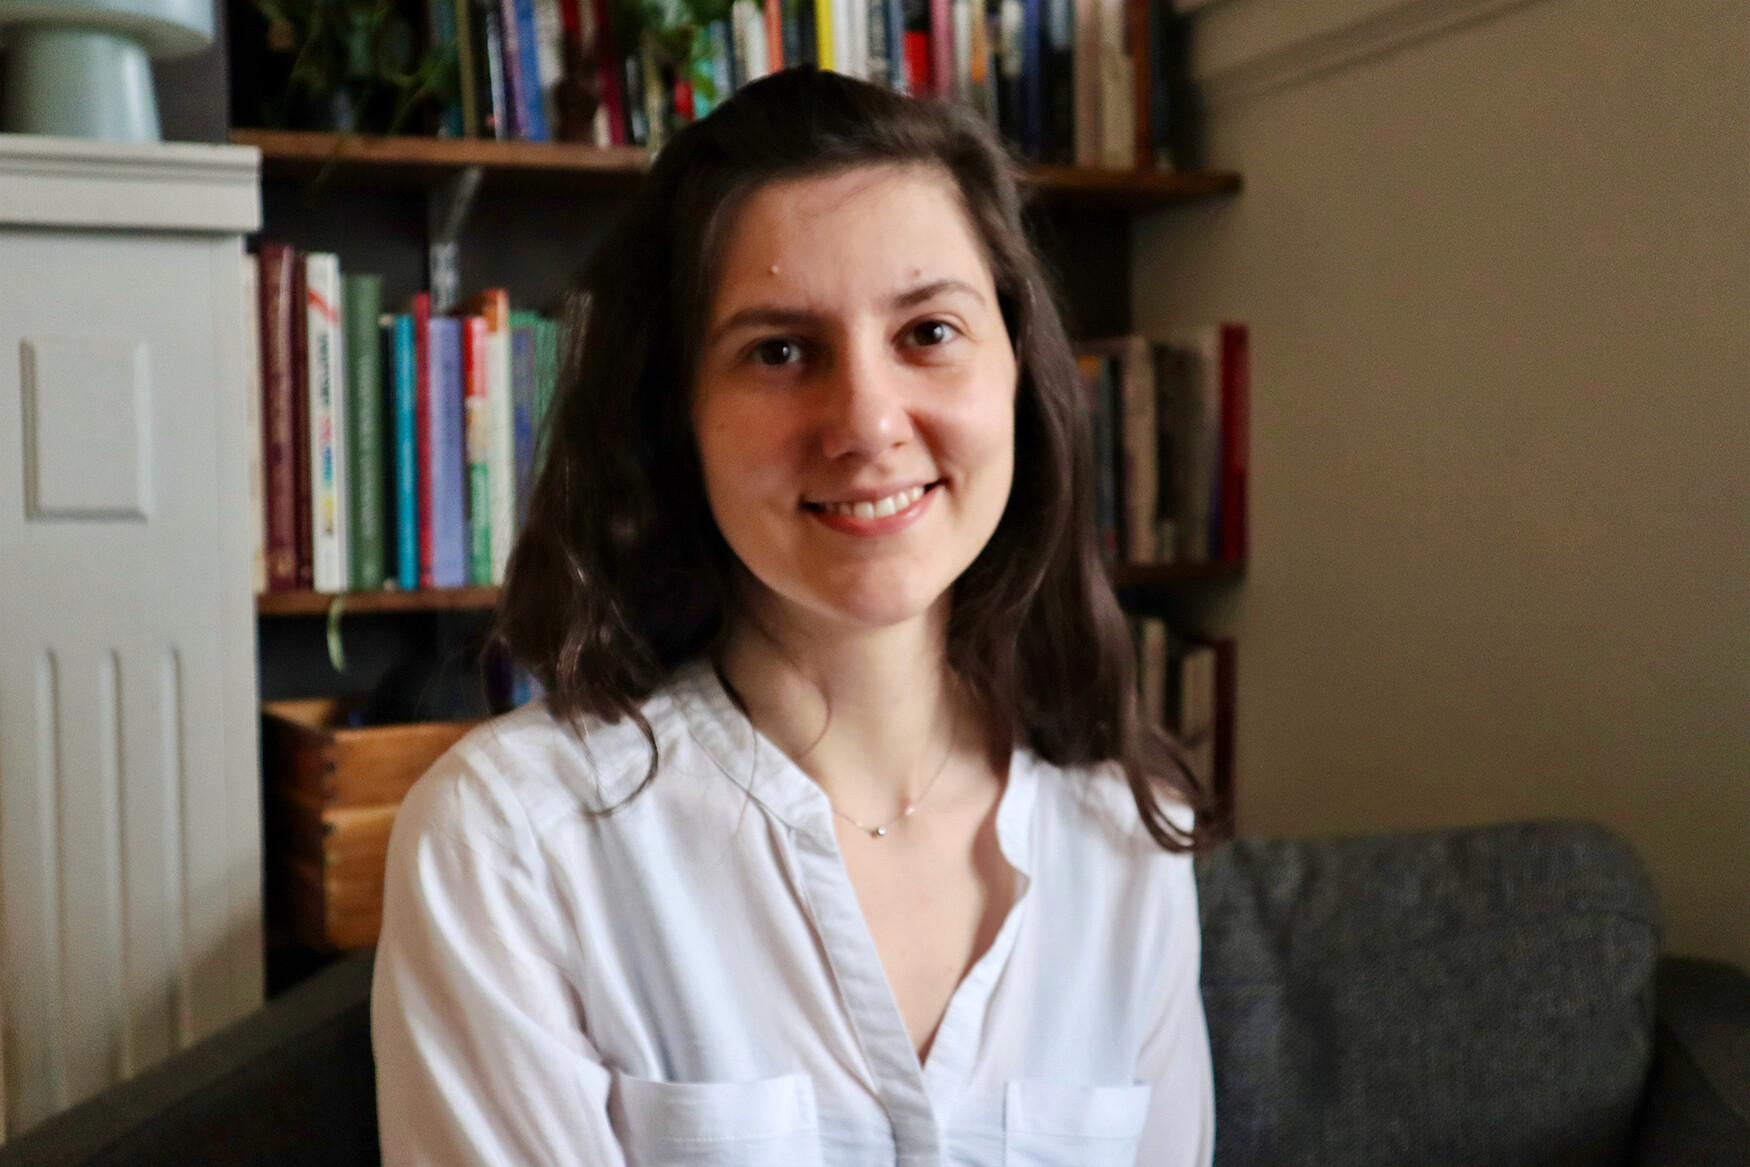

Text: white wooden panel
xmin=0 ymin=225 xmax=262 ymax=1138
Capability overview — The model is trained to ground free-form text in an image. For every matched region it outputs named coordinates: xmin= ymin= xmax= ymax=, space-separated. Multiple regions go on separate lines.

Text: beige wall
xmin=1135 ymin=0 xmax=1750 ymax=966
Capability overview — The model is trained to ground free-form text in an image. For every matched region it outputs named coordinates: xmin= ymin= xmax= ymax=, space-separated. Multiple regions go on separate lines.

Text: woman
xmin=372 ymin=66 xmax=1216 ymax=1166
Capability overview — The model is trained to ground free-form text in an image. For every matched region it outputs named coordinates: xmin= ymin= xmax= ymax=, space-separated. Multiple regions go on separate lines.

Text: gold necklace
xmin=827 ymin=696 xmax=959 ymax=839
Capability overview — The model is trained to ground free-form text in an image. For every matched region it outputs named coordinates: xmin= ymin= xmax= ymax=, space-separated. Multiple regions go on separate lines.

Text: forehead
xmin=710 ymin=165 xmax=992 ymax=306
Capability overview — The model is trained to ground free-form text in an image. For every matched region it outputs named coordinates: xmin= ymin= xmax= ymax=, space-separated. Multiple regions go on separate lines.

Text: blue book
xmin=427 ymin=317 xmax=468 ymax=587
xmin=886 ymin=0 xmax=906 ymax=91
xmin=1021 ymin=0 xmax=1042 ymax=158
xmin=387 ymin=315 xmax=420 ymax=592
xmin=508 ymin=0 xmax=548 ymax=140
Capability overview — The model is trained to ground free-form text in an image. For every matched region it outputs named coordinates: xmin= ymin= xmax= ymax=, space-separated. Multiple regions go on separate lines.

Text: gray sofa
xmin=4 ymin=821 xmax=1746 ymax=1165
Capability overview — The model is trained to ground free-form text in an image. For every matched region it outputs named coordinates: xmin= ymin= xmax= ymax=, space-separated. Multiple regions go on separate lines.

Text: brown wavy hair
xmin=494 ymin=66 xmax=1215 ymax=850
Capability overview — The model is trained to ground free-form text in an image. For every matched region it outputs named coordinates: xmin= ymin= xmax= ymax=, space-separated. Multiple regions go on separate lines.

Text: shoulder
xmin=392 ymin=679 xmax=694 ymax=863
xmin=1028 ymin=751 xmax=1198 ymax=864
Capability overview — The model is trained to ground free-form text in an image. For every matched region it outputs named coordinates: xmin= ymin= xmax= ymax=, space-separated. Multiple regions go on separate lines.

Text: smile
xmin=802 ymin=482 xmax=940 ymax=535
xmin=815 ymin=484 xmax=929 ymax=519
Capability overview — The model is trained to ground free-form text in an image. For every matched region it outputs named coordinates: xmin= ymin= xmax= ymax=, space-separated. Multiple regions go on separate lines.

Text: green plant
xmin=252 ymin=0 xmax=456 ymax=134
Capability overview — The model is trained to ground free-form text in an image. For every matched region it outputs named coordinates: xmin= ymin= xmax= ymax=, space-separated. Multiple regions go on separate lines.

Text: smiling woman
xmin=370 ymin=66 xmax=1216 ymax=1167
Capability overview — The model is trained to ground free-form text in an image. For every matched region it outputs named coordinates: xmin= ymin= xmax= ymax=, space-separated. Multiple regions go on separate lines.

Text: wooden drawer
xmin=263 ymin=699 xmax=478 ymax=950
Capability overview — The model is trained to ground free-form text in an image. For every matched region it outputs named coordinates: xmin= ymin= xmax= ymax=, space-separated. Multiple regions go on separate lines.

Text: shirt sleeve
xmin=371 ymin=749 xmax=627 ymax=1167
xmin=1133 ymin=849 xmax=1217 ymax=1167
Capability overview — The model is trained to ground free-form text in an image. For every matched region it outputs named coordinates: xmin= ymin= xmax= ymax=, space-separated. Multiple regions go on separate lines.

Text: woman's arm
xmin=371 ymin=752 xmax=627 ymax=1167
xmin=1133 ymin=851 xmax=1217 ymax=1167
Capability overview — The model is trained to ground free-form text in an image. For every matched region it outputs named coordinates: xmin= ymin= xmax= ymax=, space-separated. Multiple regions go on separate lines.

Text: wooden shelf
xmin=232 ymin=129 xmax=1240 ymax=208
xmin=256 ymin=564 xmax=1238 ymax=617
xmin=256 ymin=586 xmax=501 ymax=617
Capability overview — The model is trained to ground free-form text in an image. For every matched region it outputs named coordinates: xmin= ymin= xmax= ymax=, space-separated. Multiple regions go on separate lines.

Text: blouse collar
xmin=669 ymin=657 xmax=1037 ymax=880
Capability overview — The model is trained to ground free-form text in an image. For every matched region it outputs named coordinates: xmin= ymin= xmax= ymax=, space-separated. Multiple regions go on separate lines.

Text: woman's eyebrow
xmin=709 ymin=279 xmax=986 ymax=346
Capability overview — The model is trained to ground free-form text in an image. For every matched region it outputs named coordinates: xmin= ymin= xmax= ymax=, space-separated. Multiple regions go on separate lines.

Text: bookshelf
xmin=233 ymin=128 xmax=1243 ymax=208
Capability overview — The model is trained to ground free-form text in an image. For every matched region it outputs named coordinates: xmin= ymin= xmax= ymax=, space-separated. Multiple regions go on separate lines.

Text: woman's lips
xmin=804 ymin=482 xmax=939 ymax=536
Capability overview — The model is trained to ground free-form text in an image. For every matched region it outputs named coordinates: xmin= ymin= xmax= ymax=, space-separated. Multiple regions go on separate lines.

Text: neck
xmin=717 ymin=586 xmax=969 ymax=825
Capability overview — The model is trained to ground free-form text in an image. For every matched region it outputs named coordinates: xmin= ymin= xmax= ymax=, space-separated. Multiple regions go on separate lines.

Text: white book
xmin=485 ymin=304 xmax=516 ymax=584
xmin=1097 ymin=0 xmax=1134 ymax=167
xmin=242 ymin=253 xmax=267 ymax=595
xmin=303 ymin=253 xmax=350 ymax=593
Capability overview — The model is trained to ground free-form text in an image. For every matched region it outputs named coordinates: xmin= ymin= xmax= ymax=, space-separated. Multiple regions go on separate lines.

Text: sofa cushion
xmin=1196 ymin=821 xmax=1661 ymax=1167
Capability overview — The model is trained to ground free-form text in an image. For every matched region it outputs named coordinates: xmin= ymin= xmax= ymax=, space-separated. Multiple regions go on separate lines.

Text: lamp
xmin=0 ymin=0 xmax=213 ymax=140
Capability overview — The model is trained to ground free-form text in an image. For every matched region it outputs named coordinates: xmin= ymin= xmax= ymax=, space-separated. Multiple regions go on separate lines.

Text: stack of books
xmin=1074 ymin=325 xmax=1249 ymax=570
xmin=373 ymin=0 xmax=1193 ymax=165
xmin=246 ymin=244 xmax=564 ymax=596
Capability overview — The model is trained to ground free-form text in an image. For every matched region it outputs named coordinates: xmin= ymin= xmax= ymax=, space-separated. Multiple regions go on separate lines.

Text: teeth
xmin=821 ymin=484 xmax=927 ymax=519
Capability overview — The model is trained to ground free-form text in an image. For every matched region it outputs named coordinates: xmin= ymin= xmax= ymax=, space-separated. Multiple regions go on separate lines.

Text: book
xmin=929 ymin=0 xmax=951 ymax=96
xmin=303 ymin=253 xmax=350 ymax=594
xmin=410 ymin=292 xmax=435 ymax=583
xmin=256 ymin=244 xmax=300 ymax=592
xmin=453 ymin=0 xmax=481 ymax=135
xmin=461 ymin=314 xmax=493 ymax=585
xmin=901 ymin=0 xmax=927 ymax=91
xmin=1071 ymin=0 xmax=1098 ymax=166
xmin=532 ymin=315 xmax=560 ymax=477
xmin=242 ymin=253 xmax=267 ymax=595
xmin=466 ymin=290 xmax=516 ymax=583
xmin=815 ymin=0 xmax=835 ymax=71
xmin=344 ymin=274 xmax=386 ymax=590
xmin=509 ymin=310 xmax=540 ymax=532
xmin=291 ymin=255 xmax=314 ymax=588
xmin=482 ymin=0 xmax=512 ymax=139
xmin=1079 ymin=336 xmax=1156 ymax=562
xmin=386 ymin=315 xmax=420 ymax=591
xmin=766 ymin=0 xmax=786 ymax=72
xmin=885 ymin=0 xmax=907 ymax=89
xmin=1218 ymin=323 xmax=1249 ymax=565
xmin=1158 ymin=329 xmax=1220 ymax=565
xmin=426 ymin=316 xmax=468 ymax=587
xmin=532 ymin=0 xmax=565 ymax=135
xmin=429 ymin=0 xmax=465 ymax=135
xmin=1096 ymin=0 xmax=1133 ymax=166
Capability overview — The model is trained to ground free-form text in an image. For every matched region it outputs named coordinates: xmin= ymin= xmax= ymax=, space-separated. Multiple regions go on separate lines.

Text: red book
xmin=290 ymin=254 xmax=313 ymax=589
xmin=1218 ymin=323 xmax=1248 ymax=564
xmin=256 ymin=244 xmax=299 ymax=591
xmin=765 ymin=0 xmax=784 ymax=70
xmin=411 ymin=292 xmax=435 ymax=587
xmin=588 ymin=0 xmax=626 ymax=145
xmin=904 ymin=31 xmax=931 ymax=94
xmin=929 ymin=0 xmax=952 ymax=98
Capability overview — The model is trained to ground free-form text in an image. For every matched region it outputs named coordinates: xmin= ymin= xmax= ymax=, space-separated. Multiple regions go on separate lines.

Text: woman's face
xmin=693 ymin=164 xmax=1018 ymax=635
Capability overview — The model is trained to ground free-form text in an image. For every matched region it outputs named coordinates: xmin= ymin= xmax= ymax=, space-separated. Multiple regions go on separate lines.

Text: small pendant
xmin=872 ymin=825 xmax=888 ymax=838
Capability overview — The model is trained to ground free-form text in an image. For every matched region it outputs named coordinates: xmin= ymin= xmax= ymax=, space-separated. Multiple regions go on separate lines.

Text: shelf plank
xmin=256 ymin=586 xmax=501 ymax=616
xmin=233 ymin=129 xmax=1240 ymax=208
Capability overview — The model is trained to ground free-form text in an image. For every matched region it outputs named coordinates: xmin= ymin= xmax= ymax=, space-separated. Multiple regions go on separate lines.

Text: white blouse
xmin=372 ymin=658 xmax=1215 ymax=1167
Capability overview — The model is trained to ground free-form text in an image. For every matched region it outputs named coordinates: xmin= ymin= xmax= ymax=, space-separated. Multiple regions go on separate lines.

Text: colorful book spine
xmin=952 ymin=0 xmax=971 ymax=98
xmin=483 ymin=0 xmax=512 ymax=139
xmin=815 ymin=0 xmax=835 ymax=70
xmin=427 ymin=316 xmax=468 ymax=587
xmin=1072 ymin=0 xmax=1099 ymax=166
xmin=467 ymin=290 xmax=516 ymax=583
xmin=429 ymin=0 xmax=465 ymax=135
xmin=929 ymin=0 xmax=952 ymax=96
xmin=291 ymin=255 xmax=313 ymax=588
xmin=256 ymin=244 xmax=299 ymax=591
xmin=1020 ymin=0 xmax=1042 ymax=157
xmin=532 ymin=0 xmax=565 ymax=135
xmin=387 ymin=315 xmax=419 ymax=591
xmin=766 ymin=0 xmax=786 ymax=73
xmin=885 ymin=0 xmax=906 ymax=89
xmin=462 ymin=314 xmax=493 ymax=585
xmin=589 ymin=0 xmax=626 ymax=144
xmin=344 ymin=273 xmax=386 ymax=589
xmin=508 ymin=0 xmax=550 ymax=139
xmin=509 ymin=311 xmax=540 ymax=532
xmin=242 ymin=253 xmax=267 ymax=595
xmin=1218 ymin=323 xmax=1249 ymax=564
xmin=411 ymin=292 xmax=435 ymax=584
xmin=303 ymin=253 xmax=350 ymax=593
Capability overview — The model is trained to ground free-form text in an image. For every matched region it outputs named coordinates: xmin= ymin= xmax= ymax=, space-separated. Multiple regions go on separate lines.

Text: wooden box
xmin=263 ymin=699 xmax=478 ymax=949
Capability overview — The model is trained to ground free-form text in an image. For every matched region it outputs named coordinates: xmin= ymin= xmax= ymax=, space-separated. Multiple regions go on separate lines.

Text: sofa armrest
xmin=0 ymin=949 xmax=379 ymax=1167
xmin=1632 ymin=957 xmax=1750 ymax=1166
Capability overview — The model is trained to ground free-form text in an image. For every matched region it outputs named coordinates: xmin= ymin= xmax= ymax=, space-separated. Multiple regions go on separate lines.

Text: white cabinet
xmin=0 ymin=134 xmax=263 ymax=1137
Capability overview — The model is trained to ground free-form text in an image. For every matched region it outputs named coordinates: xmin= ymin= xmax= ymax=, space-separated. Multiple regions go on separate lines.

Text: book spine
xmin=485 ymin=295 xmax=516 ymax=583
xmin=303 ymin=253 xmax=350 ymax=594
xmin=952 ymin=0 xmax=971 ymax=99
xmin=765 ymin=0 xmax=785 ymax=73
xmin=412 ymin=292 xmax=434 ymax=586
xmin=1175 ymin=327 xmax=1218 ymax=565
xmin=429 ymin=0 xmax=465 ymax=135
xmin=453 ymin=0 xmax=480 ymax=134
xmin=256 ymin=245 xmax=299 ymax=592
xmin=1020 ymin=0 xmax=1042 ymax=158
xmin=462 ymin=314 xmax=493 ymax=585
xmin=886 ymin=0 xmax=907 ymax=89
xmin=509 ymin=311 xmax=540 ymax=532
xmin=1219 ymin=323 xmax=1248 ymax=564
xmin=1071 ymin=0 xmax=1098 ymax=166
xmin=1129 ymin=0 xmax=1151 ymax=169
xmin=814 ymin=0 xmax=835 ymax=70
xmin=532 ymin=0 xmax=565 ymax=136
xmin=428 ymin=317 xmax=468 ymax=587
xmin=533 ymin=316 xmax=559 ymax=475
xmin=929 ymin=0 xmax=951 ymax=96
xmin=344 ymin=274 xmax=385 ymax=590
xmin=968 ymin=0 xmax=991 ymax=115
xmin=242 ymin=254 xmax=267 ymax=595
xmin=1043 ymin=0 xmax=1073 ymax=163
xmin=485 ymin=1 xmax=515 ymax=138
xmin=291 ymin=255 xmax=313 ymax=588
xmin=1097 ymin=0 xmax=1133 ymax=166
xmin=846 ymin=0 xmax=867 ymax=78
xmin=589 ymin=0 xmax=626 ymax=144
xmin=1116 ymin=335 xmax=1155 ymax=563
xmin=390 ymin=315 xmax=420 ymax=591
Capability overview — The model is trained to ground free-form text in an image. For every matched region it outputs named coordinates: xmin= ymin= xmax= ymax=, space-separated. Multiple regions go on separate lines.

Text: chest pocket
xmin=1002 ymin=1081 xmax=1153 ymax=1167
xmin=613 ymin=1071 xmax=825 ymax=1167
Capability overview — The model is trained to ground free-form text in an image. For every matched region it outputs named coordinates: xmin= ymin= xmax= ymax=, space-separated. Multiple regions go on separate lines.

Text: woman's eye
xmin=909 ymin=320 xmax=957 ymax=347
xmin=751 ymin=338 xmax=802 ymax=367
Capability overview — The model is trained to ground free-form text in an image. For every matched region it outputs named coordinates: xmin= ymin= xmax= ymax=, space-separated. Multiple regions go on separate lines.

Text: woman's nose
xmin=817 ymin=337 xmax=913 ymax=461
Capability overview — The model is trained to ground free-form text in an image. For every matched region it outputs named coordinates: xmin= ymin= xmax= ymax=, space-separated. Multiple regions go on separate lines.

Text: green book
xmin=343 ymin=273 xmax=385 ymax=589
xmin=533 ymin=316 xmax=559 ymax=476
